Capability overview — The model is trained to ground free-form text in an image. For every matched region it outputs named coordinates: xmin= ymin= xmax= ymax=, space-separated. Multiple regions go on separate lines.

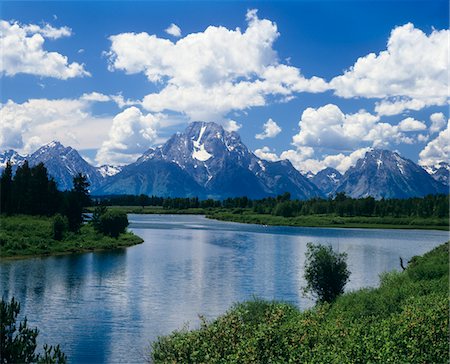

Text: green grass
xmin=88 ymin=206 xmax=449 ymax=230
xmin=150 ymin=242 xmax=449 ymax=363
xmin=206 ymin=211 xmax=450 ymax=230
xmin=0 ymin=215 xmax=143 ymax=259
xmin=87 ymin=206 xmax=208 ymax=215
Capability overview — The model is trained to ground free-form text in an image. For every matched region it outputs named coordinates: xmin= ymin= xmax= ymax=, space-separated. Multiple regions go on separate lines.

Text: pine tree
xmin=0 ymin=162 xmax=13 ymax=214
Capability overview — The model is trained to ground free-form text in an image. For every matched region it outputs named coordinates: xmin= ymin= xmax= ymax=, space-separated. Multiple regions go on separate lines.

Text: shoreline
xmin=205 ymin=213 xmax=450 ymax=231
xmin=0 ymin=214 xmax=144 ymax=260
xmin=0 ymin=238 xmax=144 ymax=261
xmin=102 ymin=207 xmax=449 ymax=231
xmin=99 ymin=206 xmax=450 ymax=231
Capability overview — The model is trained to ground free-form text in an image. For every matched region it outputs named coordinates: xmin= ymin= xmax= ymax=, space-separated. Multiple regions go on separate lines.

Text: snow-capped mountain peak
xmin=311 ymin=167 xmax=343 ymax=196
xmin=97 ymin=165 xmax=123 ymax=177
xmin=422 ymin=161 xmax=450 ymax=186
xmin=28 ymin=141 xmax=103 ymax=190
xmin=0 ymin=149 xmax=26 ymax=169
xmin=95 ymin=121 xmax=323 ymax=199
xmin=335 ymin=149 xmax=447 ymax=199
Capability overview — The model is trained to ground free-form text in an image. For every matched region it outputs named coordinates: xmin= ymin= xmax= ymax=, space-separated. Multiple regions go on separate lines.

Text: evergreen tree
xmin=0 ymin=162 xmax=13 ymax=214
xmin=0 ymin=297 xmax=66 ymax=363
xmin=72 ymin=173 xmax=91 ymax=207
xmin=13 ymin=161 xmax=32 ymax=214
xmin=29 ymin=163 xmax=51 ymax=215
xmin=65 ymin=174 xmax=90 ymax=232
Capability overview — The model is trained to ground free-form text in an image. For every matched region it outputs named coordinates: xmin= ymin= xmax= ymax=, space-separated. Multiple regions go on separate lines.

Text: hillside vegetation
xmin=150 ymin=242 xmax=449 ymax=363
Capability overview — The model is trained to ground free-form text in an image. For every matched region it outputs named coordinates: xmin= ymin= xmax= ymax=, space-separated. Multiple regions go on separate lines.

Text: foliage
xmin=92 ymin=192 xmax=449 ymax=229
xmin=150 ymin=242 xmax=449 ymax=363
xmin=303 ymin=243 xmax=350 ymax=303
xmin=96 ymin=210 xmax=129 ymax=238
xmin=1 ymin=161 xmax=60 ymax=216
xmin=52 ymin=214 xmax=68 ymax=241
xmin=207 ymin=211 xmax=449 ymax=230
xmin=64 ymin=173 xmax=91 ymax=232
xmin=91 ymin=205 xmax=107 ymax=232
xmin=0 ymin=215 xmax=142 ymax=258
xmin=0 ymin=297 xmax=66 ymax=363
xmin=0 ymin=163 xmax=91 ymax=233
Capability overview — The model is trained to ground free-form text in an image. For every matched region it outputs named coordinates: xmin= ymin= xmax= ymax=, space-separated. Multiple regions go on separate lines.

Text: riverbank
xmin=0 ymin=215 xmax=143 ymax=259
xmin=150 ymin=241 xmax=449 ymax=363
xmin=90 ymin=206 xmax=449 ymax=230
xmin=206 ymin=211 xmax=450 ymax=230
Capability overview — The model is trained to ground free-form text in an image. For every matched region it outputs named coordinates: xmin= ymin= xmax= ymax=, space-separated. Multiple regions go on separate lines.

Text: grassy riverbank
xmin=150 ymin=241 xmax=449 ymax=363
xmin=91 ymin=206 xmax=449 ymax=230
xmin=0 ymin=215 xmax=143 ymax=259
xmin=207 ymin=211 xmax=450 ymax=230
xmin=87 ymin=205 xmax=207 ymax=215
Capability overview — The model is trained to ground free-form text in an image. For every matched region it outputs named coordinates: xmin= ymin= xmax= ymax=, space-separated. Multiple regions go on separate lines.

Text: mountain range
xmin=1 ymin=122 xmax=448 ymax=199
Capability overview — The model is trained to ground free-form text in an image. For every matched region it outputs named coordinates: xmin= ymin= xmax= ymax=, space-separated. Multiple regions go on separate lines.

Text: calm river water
xmin=1 ymin=214 xmax=448 ymax=363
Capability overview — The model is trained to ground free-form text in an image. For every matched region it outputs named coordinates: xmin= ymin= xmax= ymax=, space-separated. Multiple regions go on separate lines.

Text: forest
xmin=0 ymin=161 xmax=90 ymax=232
xmin=95 ymin=191 xmax=449 ymax=219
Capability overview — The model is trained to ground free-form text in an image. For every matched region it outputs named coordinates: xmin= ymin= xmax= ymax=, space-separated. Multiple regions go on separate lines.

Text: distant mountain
xmin=422 ymin=162 xmax=450 ymax=187
xmin=0 ymin=150 xmax=25 ymax=172
xmin=335 ymin=149 xmax=447 ymax=199
xmin=1 ymin=137 xmax=447 ymax=200
xmin=97 ymin=164 xmax=123 ymax=178
xmin=311 ymin=167 xmax=343 ymax=196
xmin=94 ymin=122 xmax=323 ymax=199
xmin=28 ymin=141 xmax=103 ymax=190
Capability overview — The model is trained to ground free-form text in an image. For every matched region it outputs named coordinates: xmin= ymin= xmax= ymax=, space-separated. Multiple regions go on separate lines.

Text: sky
xmin=1 ymin=0 xmax=448 ymax=173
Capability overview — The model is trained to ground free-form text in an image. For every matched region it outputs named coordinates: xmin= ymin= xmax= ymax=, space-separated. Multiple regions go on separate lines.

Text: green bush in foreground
xmin=303 ymin=243 xmax=350 ymax=303
xmin=0 ymin=297 xmax=66 ymax=363
xmin=150 ymin=242 xmax=449 ymax=363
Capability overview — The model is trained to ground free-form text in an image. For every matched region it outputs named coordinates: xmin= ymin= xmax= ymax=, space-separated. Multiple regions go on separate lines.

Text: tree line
xmin=0 ymin=161 xmax=90 ymax=232
xmin=95 ymin=191 xmax=449 ymax=218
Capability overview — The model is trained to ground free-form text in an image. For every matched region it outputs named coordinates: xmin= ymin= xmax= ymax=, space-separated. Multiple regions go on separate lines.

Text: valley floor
xmin=150 ymin=242 xmax=449 ymax=363
xmin=0 ymin=215 xmax=143 ymax=259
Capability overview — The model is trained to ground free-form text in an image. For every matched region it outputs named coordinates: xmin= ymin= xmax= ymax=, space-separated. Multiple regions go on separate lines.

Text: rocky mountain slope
xmin=335 ymin=149 xmax=447 ymax=199
xmin=95 ymin=122 xmax=323 ymax=199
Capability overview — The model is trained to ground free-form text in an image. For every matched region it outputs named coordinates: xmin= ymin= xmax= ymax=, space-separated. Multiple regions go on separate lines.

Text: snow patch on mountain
xmin=97 ymin=165 xmax=123 ymax=177
xmin=192 ymin=124 xmax=213 ymax=161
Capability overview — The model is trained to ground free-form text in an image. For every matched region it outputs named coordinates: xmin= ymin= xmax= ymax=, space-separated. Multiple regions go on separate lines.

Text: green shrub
xmin=0 ymin=297 xmax=67 ymax=363
xmin=150 ymin=242 xmax=449 ymax=363
xmin=52 ymin=214 xmax=68 ymax=241
xmin=98 ymin=210 xmax=129 ymax=238
xmin=303 ymin=243 xmax=350 ymax=303
xmin=91 ymin=205 xmax=107 ymax=233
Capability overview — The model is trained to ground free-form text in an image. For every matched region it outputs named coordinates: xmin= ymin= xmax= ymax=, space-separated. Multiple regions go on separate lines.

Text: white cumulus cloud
xmin=0 ymin=19 xmax=90 ymax=79
xmin=254 ymin=146 xmax=280 ymax=162
xmin=165 ymin=23 xmax=181 ymax=37
xmin=0 ymin=96 xmax=111 ymax=154
xmin=291 ymin=104 xmax=423 ymax=152
xmin=331 ymin=23 xmax=448 ymax=115
xmin=107 ymin=9 xmax=328 ymax=121
xmin=430 ymin=112 xmax=446 ymax=134
xmin=255 ymin=118 xmax=281 ymax=139
xmin=96 ymin=107 xmax=164 ymax=165
xmin=223 ymin=119 xmax=242 ymax=132
xmin=398 ymin=117 xmax=426 ymax=132
xmin=280 ymin=147 xmax=370 ymax=174
xmin=419 ymin=119 xmax=450 ymax=166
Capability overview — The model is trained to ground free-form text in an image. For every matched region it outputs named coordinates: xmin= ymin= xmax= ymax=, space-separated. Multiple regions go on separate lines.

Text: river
xmin=1 ymin=214 xmax=448 ymax=363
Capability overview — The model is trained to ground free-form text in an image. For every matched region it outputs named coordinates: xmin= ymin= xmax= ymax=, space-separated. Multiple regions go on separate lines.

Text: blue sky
xmin=1 ymin=0 xmax=448 ymax=172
